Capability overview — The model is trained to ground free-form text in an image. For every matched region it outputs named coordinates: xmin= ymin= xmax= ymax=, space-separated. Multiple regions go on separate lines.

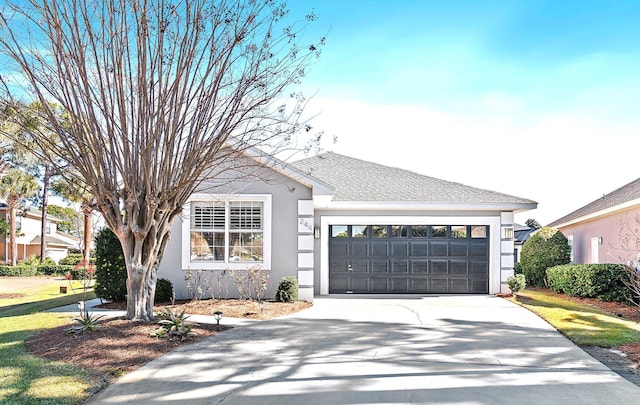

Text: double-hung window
xmin=183 ymin=195 xmax=271 ymax=269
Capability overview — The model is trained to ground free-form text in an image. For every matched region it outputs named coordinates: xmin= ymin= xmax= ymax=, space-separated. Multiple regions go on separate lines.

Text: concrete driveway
xmin=88 ymin=296 xmax=640 ymax=404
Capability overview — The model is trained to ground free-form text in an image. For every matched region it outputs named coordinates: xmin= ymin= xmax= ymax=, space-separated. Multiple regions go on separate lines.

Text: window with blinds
xmin=190 ymin=201 xmax=264 ymax=263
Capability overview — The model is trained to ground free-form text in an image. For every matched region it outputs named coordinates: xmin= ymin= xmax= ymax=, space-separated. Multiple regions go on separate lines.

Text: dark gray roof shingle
xmin=548 ymin=177 xmax=640 ymax=227
xmin=292 ymin=152 xmax=536 ymax=205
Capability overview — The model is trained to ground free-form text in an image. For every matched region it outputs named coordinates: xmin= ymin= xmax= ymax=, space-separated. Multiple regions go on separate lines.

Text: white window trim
xmin=182 ymin=194 xmax=272 ymax=270
xmin=319 ymin=215 xmax=501 ymax=295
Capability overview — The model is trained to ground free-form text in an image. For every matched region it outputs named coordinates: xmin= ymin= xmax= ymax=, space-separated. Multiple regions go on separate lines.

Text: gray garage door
xmin=329 ymin=224 xmax=489 ymax=294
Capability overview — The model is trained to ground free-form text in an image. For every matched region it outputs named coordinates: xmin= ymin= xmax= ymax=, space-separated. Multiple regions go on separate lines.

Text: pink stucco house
xmin=548 ymin=178 xmax=640 ymax=266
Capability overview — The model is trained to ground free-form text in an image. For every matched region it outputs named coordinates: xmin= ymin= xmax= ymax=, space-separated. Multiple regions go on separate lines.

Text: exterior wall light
xmin=503 ymin=227 xmax=514 ymax=239
xmin=213 ymin=311 xmax=223 ymax=325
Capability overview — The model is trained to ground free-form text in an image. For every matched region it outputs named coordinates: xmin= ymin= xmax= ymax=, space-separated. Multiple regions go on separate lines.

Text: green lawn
xmin=0 ymin=279 xmax=98 ymax=404
xmin=512 ymin=289 xmax=640 ymax=347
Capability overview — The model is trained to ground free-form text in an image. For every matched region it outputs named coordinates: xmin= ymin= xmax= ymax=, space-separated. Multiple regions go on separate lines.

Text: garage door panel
xmin=450 ymin=261 xmax=468 ymax=275
xmin=370 ymin=277 xmax=388 ymax=293
xmin=390 ymin=278 xmax=409 ymax=293
xmin=430 ymin=242 xmax=448 ymax=256
xmin=410 ymin=242 xmax=429 ymax=256
xmin=391 ymin=242 xmax=409 ymax=256
xmin=371 ymin=242 xmax=389 ymax=256
xmin=431 ymin=260 xmax=448 ymax=275
xmin=410 ymin=260 xmax=428 ymax=274
xmin=450 ymin=242 xmax=468 ymax=257
xmin=371 ymin=260 xmax=389 ymax=273
xmin=410 ymin=278 xmax=429 ymax=291
xmin=469 ymin=244 xmax=488 ymax=256
xmin=450 ymin=278 xmax=469 ymax=292
xmin=330 ymin=241 xmax=350 ymax=258
xmin=470 ymin=261 xmax=488 ymax=274
xmin=329 ymin=274 xmax=348 ymax=292
xmin=350 ymin=276 xmax=369 ymax=293
xmin=430 ymin=278 xmax=449 ymax=292
xmin=351 ymin=260 xmax=369 ymax=273
xmin=391 ymin=260 xmax=408 ymax=274
xmin=469 ymin=277 xmax=488 ymax=293
xmin=352 ymin=241 xmax=369 ymax=256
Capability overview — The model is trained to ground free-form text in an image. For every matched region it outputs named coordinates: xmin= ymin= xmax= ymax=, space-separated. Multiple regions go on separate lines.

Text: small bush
xmin=506 ymin=274 xmax=526 ymax=295
xmin=275 ymin=276 xmax=298 ymax=302
xmin=547 ymin=264 xmax=631 ymax=303
xmin=94 ymin=227 xmax=127 ymax=302
xmin=59 ymin=254 xmax=84 ymax=265
xmin=155 ymin=278 xmax=174 ymax=303
xmin=21 ymin=255 xmax=55 ymax=267
xmin=0 ymin=265 xmax=38 ymax=277
xmin=513 ymin=262 xmax=523 ymax=275
xmin=37 ymin=264 xmax=74 ymax=276
xmin=59 ymin=254 xmax=96 ymax=265
xmin=520 ymin=227 xmax=571 ymax=287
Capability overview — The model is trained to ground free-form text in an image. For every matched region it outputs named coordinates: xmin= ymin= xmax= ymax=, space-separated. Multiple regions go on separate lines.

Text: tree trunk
xmin=8 ymin=201 xmax=17 ymax=266
xmin=81 ymin=201 xmax=92 ymax=262
xmin=119 ymin=212 xmax=175 ymax=321
xmin=40 ymin=165 xmax=51 ymax=261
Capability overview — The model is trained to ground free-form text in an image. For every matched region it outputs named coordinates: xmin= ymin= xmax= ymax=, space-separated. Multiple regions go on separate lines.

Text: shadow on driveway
xmin=87 ymin=297 xmax=640 ymax=404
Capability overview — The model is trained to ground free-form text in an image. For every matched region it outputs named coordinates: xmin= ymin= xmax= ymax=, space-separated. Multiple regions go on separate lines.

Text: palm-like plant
xmin=0 ymin=169 xmax=40 ymax=265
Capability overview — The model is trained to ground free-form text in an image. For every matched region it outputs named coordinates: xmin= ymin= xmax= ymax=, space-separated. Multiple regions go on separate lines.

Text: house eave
xmin=552 ymin=198 xmax=640 ymax=229
xmin=316 ymin=201 xmax=538 ymax=212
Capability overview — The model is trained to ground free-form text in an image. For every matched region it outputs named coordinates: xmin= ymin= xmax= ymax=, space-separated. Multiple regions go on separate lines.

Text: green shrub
xmin=547 ymin=264 xmax=631 ymax=303
xmin=275 ymin=276 xmax=298 ymax=302
xmin=0 ymin=265 xmax=38 ymax=277
xmin=37 ymin=264 xmax=74 ymax=276
xmin=94 ymin=227 xmax=127 ymax=302
xmin=520 ymin=227 xmax=571 ymax=287
xmin=59 ymin=254 xmax=95 ymax=265
xmin=59 ymin=254 xmax=84 ymax=265
xmin=21 ymin=255 xmax=55 ymax=267
xmin=155 ymin=278 xmax=174 ymax=303
xmin=506 ymin=274 xmax=526 ymax=294
xmin=513 ymin=262 xmax=522 ymax=275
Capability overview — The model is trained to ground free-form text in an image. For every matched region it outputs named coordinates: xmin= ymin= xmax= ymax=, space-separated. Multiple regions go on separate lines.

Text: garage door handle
xmin=347 ymin=264 xmax=353 ymax=271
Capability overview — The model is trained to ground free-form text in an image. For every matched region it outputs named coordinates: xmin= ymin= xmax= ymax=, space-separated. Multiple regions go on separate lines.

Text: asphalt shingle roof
xmin=548 ymin=177 xmax=640 ymax=227
xmin=292 ymin=152 xmax=536 ymax=205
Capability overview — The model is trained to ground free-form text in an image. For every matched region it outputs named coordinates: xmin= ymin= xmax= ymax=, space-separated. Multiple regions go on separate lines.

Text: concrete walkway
xmin=87 ymin=296 xmax=640 ymax=404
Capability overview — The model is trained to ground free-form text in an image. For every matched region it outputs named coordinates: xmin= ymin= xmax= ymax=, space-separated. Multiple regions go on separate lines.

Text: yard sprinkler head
xmin=213 ymin=311 xmax=223 ymax=325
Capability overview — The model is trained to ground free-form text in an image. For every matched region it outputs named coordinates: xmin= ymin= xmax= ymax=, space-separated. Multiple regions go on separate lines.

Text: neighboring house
xmin=158 ymin=151 xmax=537 ymax=300
xmin=513 ymin=223 xmax=536 ymax=263
xmin=0 ymin=203 xmax=80 ymax=263
xmin=548 ymin=177 xmax=640 ymax=266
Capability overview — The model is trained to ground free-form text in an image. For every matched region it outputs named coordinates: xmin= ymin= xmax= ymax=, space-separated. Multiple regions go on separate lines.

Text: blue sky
xmin=289 ymin=0 xmax=640 ymax=225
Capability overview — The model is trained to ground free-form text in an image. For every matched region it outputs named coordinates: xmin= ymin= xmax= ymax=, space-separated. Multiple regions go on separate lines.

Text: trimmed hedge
xmin=547 ymin=263 xmax=632 ymax=303
xmin=59 ymin=254 xmax=96 ymax=265
xmin=37 ymin=265 xmax=74 ymax=276
xmin=0 ymin=265 xmax=38 ymax=277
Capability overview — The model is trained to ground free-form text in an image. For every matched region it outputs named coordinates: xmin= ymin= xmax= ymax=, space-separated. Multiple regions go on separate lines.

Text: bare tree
xmin=51 ymin=176 xmax=94 ymax=262
xmin=0 ymin=0 xmax=324 ymax=320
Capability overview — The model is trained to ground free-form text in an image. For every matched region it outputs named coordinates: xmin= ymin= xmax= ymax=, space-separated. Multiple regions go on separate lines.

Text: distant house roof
xmin=292 ymin=152 xmax=537 ymax=210
xmin=29 ymin=235 xmax=77 ymax=248
xmin=514 ymin=223 xmax=536 ymax=244
xmin=0 ymin=202 xmax=66 ymax=223
xmin=548 ymin=177 xmax=640 ymax=227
